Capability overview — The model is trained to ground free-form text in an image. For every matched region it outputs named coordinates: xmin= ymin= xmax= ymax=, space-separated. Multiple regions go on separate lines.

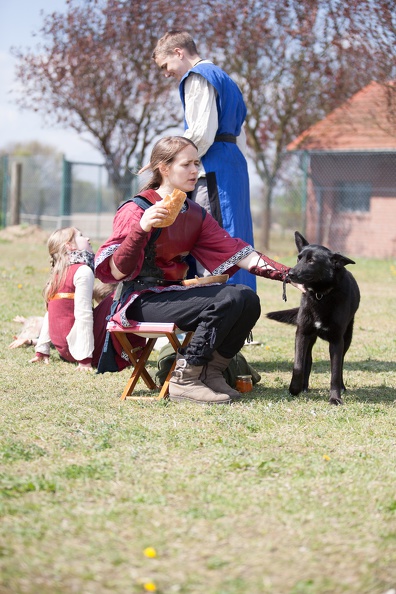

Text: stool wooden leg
xmin=116 ymin=335 xmax=157 ymax=400
xmin=115 ymin=332 xmax=157 ymax=391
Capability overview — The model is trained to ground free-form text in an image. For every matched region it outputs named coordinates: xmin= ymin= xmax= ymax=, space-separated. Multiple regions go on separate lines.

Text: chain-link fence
xmin=1 ymin=150 xmax=396 ymax=257
xmin=251 ymin=149 xmax=396 ymax=258
xmin=286 ymin=150 xmax=396 ymax=258
xmin=0 ymin=155 xmax=138 ymax=239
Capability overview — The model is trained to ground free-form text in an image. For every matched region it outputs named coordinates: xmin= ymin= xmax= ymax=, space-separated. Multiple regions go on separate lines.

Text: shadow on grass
xmin=122 ymin=385 xmax=396 ymax=406
xmin=252 ymin=359 xmax=396 ymax=374
xmin=246 ymin=385 xmax=396 ymax=405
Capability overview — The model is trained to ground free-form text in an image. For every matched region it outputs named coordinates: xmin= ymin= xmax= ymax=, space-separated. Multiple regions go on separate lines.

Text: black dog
xmin=267 ymin=231 xmax=360 ymax=405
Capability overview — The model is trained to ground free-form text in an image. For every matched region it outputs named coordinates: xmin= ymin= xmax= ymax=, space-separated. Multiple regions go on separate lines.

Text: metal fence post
xmin=0 ymin=155 xmax=9 ymax=228
xmin=96 ymin=164 xmax=103 ymax=238
xmin=10 ymin=162 xmax=22 ymax=226
xmin=61 ymin=157 xmax=72 ymax=221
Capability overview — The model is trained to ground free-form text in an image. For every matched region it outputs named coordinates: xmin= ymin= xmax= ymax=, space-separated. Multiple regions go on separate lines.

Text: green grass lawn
xmin=1 ymin=233 xmax=396 ymax=594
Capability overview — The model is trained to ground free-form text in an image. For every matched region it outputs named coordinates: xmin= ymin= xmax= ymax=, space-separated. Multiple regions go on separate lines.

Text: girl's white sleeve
xmin=66 ymin=265 xmax=94 ymax=361
xmin=35 ymin=311 xmax=51 ymax=356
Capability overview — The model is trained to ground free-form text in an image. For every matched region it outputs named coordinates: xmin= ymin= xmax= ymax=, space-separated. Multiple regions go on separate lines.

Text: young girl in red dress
xmin=31 ymin=227 xmax=143 ymax=371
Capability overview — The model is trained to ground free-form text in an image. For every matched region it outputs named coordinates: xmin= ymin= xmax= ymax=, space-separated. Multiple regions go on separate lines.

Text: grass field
xmin=1 ymin=231 xmax=396 ymax=594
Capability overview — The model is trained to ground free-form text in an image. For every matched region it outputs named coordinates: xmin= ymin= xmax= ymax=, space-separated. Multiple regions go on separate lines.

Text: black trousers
xmin=127 ymin=283 xmax=261 ymax=365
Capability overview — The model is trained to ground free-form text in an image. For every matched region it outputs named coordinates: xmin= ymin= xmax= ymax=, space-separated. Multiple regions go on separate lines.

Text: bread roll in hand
xmin=153 ymin=188 xmax=187 ymax=227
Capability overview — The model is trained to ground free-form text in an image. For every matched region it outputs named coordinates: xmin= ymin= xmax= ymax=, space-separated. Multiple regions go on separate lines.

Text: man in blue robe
xmin=153 ymin=30 xmax=256 ymax=291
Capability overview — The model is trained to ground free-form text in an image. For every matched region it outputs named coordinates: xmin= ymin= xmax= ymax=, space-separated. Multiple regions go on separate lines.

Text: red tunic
xmin=95 ymin=190 xmax=253 ymax=282
xmin=48 ymin=264 xmax=88 ymax=363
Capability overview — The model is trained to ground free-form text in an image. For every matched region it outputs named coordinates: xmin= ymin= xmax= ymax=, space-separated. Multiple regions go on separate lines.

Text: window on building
xmin=336 ymin=182 xmax=371 ymax=212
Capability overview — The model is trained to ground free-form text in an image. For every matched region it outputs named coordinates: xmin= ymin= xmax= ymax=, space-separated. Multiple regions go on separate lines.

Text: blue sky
xmin=0 ymin=0 xmax=102 ymax=161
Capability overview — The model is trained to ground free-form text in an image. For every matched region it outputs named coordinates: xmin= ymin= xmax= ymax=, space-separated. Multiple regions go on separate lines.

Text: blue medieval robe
xmin=179 ymin=62 xmax=256 ymax=292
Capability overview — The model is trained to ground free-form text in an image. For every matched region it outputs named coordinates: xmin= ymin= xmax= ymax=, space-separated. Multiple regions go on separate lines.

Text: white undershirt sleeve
xmin=66 ymin=265 xmax=94 ymax=361
xmin=183 ymin=72 xmax=218 ymax=159
xmin=35 ymin=311 xmax=51 ymax=356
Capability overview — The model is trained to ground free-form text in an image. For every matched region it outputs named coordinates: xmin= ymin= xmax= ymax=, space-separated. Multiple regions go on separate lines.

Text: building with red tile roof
xmin=287 ymin=82 xmax=396 ymax=258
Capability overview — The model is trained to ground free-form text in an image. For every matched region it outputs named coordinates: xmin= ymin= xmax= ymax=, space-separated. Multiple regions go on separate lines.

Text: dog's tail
xmin=266 ymin=307 xmax=299 ymax=325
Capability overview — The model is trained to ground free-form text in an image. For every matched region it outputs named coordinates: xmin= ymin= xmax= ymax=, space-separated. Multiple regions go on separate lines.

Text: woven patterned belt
xmin=49 ymin=292 xmax=75 ymax=300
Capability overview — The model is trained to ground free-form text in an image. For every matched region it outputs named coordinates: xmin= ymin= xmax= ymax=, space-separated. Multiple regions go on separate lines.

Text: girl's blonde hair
xmin=43 ymin=227 xmax=76 ymax=302
xmin=141 ymin=136 xmax=197 ymax=191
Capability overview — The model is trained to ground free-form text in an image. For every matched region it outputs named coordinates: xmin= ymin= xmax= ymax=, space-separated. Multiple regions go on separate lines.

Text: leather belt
xmin=134 ymin=277 xmax=183 ymax=287
xmin=214 ymin=134 xmax=237 ymax=144
xmin=49 ymin=292 xmax=75 ymax=300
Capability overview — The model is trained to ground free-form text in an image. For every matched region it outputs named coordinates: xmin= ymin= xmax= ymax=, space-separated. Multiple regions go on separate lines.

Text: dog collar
xmin=307 ymin=287 xmax=333 ymax=300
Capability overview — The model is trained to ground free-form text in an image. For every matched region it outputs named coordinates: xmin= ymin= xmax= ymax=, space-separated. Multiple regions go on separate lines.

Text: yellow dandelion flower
xmin=144 ymin=581 xmax=157 ymax=592
xmin=143 ymin=547 xmax=157 ymax=558
xmin=265 ymin=345 xmax=270 ymax=350
xmin=323 ymin=454 xmax=331 ymax=461
xmin=17 ymin=284 xmax=23 ymax=289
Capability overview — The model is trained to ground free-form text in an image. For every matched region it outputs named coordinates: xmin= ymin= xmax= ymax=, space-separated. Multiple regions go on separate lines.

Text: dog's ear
xmin=332 ymin=253 xmax=356 ymax=268
xmin=295 ymin=231 xmax=309 ymax=252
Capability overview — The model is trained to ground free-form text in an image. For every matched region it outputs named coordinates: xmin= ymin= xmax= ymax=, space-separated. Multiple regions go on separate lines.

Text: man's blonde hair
xmin=152 ymin=30 xmax=198 ymax=60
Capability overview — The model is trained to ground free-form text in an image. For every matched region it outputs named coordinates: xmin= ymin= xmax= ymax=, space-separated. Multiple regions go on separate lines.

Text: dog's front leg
xmin=302 ymin=336 xmax=316 ymax=392
xmin=329 ymin=340 xmax=344 ymax=405
xmin=289 ymin=331 xmax=314 ymax=396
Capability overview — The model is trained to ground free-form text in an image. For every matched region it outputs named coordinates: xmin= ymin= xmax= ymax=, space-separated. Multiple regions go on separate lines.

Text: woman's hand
xmin=140 ymin=203 xmax=170 ymax=232
xmin=30 ymin=353 xmax=50 ymax=364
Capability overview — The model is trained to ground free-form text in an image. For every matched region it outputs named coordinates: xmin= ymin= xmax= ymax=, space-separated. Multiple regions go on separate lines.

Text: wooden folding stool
xmin=106 ymin=320 xmax=194 ymax=401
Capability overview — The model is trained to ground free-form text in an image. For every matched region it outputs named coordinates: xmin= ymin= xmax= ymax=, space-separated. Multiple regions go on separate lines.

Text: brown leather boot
xmin=169 ymin=357 xmax=231 ymax=404
xmin=200 ymin=351 xmax=240 ymax=399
